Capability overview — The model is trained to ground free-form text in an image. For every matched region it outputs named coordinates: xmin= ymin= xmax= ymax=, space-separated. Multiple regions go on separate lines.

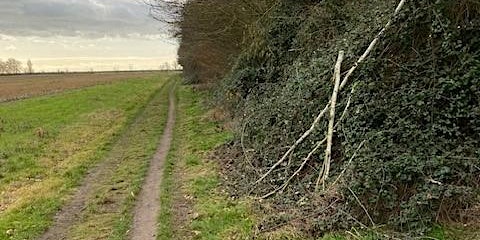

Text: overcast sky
xmin=0 ymin=0 xmax=178 ymax=72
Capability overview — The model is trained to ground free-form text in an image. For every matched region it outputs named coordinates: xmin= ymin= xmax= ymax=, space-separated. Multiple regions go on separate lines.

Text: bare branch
xmin=252 ymin=0 xmax=408 ymax=188
xmin=254 ymin=104 xmax=330 ymax=185
xmin=348 ymin=187 xmax=376 ymax=226
xmin=316 ymin=51 xmax=344 ymax=191
xmin=340 ymin=0 xmax=407 ymax=89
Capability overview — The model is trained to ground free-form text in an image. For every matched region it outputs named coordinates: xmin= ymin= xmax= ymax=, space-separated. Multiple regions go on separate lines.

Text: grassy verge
xmin=67 ymin=76 xmax=178 ymax=240
xmin=0 ymin=74 xmax=169 ymax=240
xmin=158 ymin=86 xmax=255 ymax=240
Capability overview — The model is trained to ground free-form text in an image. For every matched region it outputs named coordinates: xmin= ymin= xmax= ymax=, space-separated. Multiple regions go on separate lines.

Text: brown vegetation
xmin=152 ymin=0 xmax=274 ymax=84
xmin=0 ymin=71 xmax=159 ymax=102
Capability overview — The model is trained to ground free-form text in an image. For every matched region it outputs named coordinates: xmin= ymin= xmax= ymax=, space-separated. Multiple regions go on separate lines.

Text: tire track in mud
xmin=129 ymin=84 xmax=176 ymax=240
xmin=38 ymin=81 xmax=172 ymax=240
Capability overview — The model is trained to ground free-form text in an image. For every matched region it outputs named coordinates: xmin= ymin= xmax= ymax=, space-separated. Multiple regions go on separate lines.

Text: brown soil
xmin=129 ymin=85 xmax=176 ymax=240
xmin=0 ymin=71 xmax=159 ymax=102
xmin=38 ymin=155 xmax=120 ymax=240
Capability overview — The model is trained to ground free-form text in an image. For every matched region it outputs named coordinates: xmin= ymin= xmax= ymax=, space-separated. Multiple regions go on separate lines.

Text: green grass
xmin=68 ymin=76 xmax=178 ymax=240
xmin=0 ymin=74 xmax=170 ymax=240
xmin=158 ymin=86 xmax=254 ymax=239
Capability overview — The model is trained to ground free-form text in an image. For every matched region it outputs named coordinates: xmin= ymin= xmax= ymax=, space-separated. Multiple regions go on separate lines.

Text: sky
xmin=0 ymin=0 xmax=178 ymax=72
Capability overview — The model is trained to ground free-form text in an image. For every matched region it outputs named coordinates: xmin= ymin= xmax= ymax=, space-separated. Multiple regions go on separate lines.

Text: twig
xmin=348 ymin=187 xmax=376 ymax=227
xmin=346 ymin=231 xmax=361 ymax=240
xmin=316 ymin=51 xmax=344 ymax=191
xmin=254 ymin=104 xmax=329 ymax=185
xmin=261 ymin=138 xmax=326 ymax=199
xmin=337 ymin=208 xmax=368 ymax=229
xmin=337 ymin=83 xmax=356 ymax=124
xmin=426 ymin=177 xmax=443 ymax=185
xmin=330 ymin=140 xmax=367 ymax=187
xmin=253 ymin=0 xmax=407 ymax=187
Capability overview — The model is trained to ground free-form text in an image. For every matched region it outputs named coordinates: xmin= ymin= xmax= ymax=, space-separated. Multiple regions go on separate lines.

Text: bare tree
xmin=27 ymin=59 xmax=34 ymax=74
xmin=172 ymin=60 xmax=181 ymax=70
xmin=0 ymin=59 xmax=6 ymax=74
xmin=5 ymin=58 xmax=22 ymax=74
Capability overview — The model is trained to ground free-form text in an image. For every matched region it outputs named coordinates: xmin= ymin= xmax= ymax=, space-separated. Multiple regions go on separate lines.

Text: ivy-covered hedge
xmin=218 ymin=0 xmax=480 ymax=236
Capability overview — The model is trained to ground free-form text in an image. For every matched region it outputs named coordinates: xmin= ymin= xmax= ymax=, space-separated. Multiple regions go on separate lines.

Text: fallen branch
xmin=253 ymin=0 xmax=407 ymax=187
xmin=340 ymin=0 xmax=407 ymax=90
xmin=348 ymin=187 xmax=376 ymax=226
xmin=258 ymin=79 xmax=358 ymax=197
xmin=262 ymin=84 xmax=359 ymax=197
xmin=254 ymin=104 xmax=330 ymax=185
xmin=330 ymin=140 xmax=367 ymax=187
xmin=316 ymin=51 xmax=344 ymax=191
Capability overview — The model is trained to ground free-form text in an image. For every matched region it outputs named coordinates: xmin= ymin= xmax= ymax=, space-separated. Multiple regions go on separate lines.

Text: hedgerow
xmin=156 ymin=0 xmax=480 ymax=237
xmin=218 ymin=0 xmax=480 ymax=236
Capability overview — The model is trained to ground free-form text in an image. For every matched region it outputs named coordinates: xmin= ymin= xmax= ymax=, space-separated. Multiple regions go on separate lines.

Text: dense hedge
xmin=218 ymin=0 xmax=480 ymax=236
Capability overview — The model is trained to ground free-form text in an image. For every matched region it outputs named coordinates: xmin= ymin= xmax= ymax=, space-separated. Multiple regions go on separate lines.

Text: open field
xmin=0 ymin=73 xmax=174 ymax=239
xmin=0 ymin=71 xmax=164 ymax=102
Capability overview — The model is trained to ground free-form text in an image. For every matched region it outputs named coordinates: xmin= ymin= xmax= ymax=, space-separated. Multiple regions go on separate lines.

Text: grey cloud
xmin=0 ymin=0 xmax=163 ymax=38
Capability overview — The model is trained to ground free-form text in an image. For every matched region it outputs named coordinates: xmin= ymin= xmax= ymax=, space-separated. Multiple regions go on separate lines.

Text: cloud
xmin=5 ymin=45 xmax=17 ymax=51
xmin=0 ymin=0 xmax=166 ymax=39
xmin=0 ymin=34 xmax=16 ymax=41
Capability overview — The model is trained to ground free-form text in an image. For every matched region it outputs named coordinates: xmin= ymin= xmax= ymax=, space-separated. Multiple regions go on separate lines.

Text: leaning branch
xmin=316 ymin=51 xmax=344 ymax=191
xmin=254 ymin=104 xmax=330 ymax=185
xmin=262 ymin=84 xmax=357 ymax=198
xmin=340 ymin=0 xmax=407 ymax=89
xmin=252 ymin=0 xmax=408 ymax=187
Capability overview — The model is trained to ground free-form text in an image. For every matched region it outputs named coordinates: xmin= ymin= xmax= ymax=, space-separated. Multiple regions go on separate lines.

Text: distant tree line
xmin=159 ymin=61 xmax=181 ymax=71
xmin=0 ymin=58 xmax=34 ymax=74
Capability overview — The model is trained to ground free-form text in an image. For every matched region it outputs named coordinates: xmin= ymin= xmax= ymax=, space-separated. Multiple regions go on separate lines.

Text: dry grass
xmin=0 ymin=71 xmax=161 ymax=102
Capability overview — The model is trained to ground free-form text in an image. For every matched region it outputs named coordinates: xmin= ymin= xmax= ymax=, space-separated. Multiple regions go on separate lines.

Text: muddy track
xmin=129 ymin=84 xmax=176 ymax=240
xmin=37 ymin=82 xmax=172 ymax=240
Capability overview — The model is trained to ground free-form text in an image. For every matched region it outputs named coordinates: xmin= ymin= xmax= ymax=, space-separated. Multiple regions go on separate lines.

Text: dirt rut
xmin=37 ymin=83 xmax=174 ymax=240
xmin=129 ymin=86 xmax=176 ymax=240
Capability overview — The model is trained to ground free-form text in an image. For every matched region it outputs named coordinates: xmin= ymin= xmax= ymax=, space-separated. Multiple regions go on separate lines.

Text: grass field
xmin=0 ymin=73 xmax=174 ymax=239
xmin=67 ymin=78 xmax=175 ymax=240
xmin=0 ymin=71 xmax=162 ymax=102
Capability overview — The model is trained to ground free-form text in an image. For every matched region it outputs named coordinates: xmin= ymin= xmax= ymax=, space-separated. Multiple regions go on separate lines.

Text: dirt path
xmin=37 ymin=82 xmax=173 ymax=240
xmin=129 ymin=85 xmax=176 ymax=240
xmin=38 ymin=157 xmax=117 ymax=240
